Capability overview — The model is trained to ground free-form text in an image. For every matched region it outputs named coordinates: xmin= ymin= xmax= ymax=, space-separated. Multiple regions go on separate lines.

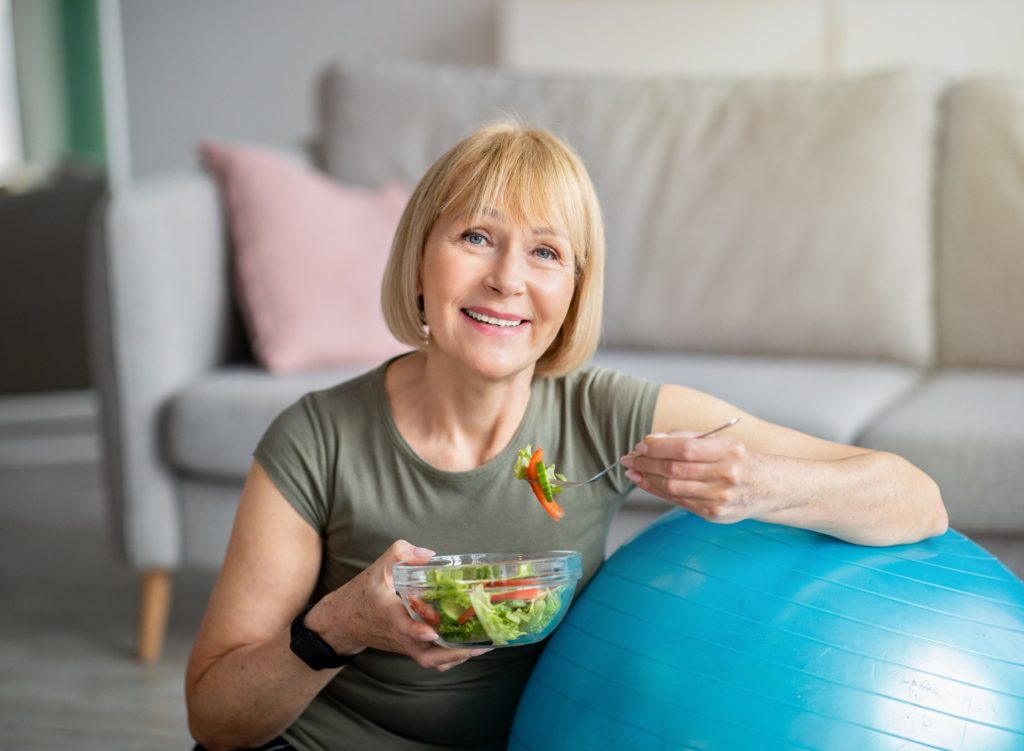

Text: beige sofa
xmin=88 ymin=58 xmax=1024 ymax=661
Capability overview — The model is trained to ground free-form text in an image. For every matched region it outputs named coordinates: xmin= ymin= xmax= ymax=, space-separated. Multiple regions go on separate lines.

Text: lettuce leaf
xmin=417 ymin=562 xmax=562 ymax=646
xmin=467 ymin=584 xmax=563 ymax=646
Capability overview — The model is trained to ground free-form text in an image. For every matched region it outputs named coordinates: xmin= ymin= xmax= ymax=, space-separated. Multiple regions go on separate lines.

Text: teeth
xmin=465 ymin=309 xmax=524 ymax=327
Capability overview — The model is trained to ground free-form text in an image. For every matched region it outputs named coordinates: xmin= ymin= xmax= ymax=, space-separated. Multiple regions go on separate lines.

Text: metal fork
xmin=553 ymin=417 xmax=740 ymax=489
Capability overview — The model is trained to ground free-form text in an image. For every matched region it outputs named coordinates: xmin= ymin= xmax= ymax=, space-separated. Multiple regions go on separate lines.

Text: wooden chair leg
xmin=138 ymin=569 xmax=173 ymax=663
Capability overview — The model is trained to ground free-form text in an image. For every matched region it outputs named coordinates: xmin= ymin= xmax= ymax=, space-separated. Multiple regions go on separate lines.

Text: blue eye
xmin=463 ymin=231 xmax=487 ymax=245
xmin=535 ymin=247 xmax=559 ymax=261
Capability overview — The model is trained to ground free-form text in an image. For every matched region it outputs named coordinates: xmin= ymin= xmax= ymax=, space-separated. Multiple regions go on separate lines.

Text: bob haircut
xmin=381 ymin=120 xmax=605 ymax=377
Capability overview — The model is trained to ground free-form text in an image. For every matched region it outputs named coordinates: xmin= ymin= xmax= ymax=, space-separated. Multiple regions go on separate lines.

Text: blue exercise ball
xmin=510 ymin=510 xmax=1024 ymax=750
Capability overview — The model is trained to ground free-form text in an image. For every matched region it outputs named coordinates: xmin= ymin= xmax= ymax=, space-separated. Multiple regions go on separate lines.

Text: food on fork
xmin=513 ymin=445 xmax=566 ymax=521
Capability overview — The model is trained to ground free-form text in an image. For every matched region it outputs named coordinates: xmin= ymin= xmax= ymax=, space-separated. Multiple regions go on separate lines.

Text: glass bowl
xmin=393 ymin=551 xmax=583 ymax=648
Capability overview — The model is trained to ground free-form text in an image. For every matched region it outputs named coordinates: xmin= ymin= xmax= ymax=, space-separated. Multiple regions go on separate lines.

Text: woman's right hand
xmin=305 ymin=539 xmax=490 ymax=672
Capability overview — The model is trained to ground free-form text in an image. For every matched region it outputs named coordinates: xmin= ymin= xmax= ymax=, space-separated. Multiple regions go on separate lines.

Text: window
xmin=0 ymin=0 xmax=24 ymax=183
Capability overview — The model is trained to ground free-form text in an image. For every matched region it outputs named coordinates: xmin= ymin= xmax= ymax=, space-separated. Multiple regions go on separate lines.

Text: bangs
xmin=439 ymin=131 xmax=590 ymax=273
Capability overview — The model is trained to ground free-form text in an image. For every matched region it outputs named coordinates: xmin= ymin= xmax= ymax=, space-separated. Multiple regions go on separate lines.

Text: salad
xmin=406 ymin=562 xmax=567 ymax=647
xmin=513 ymin=444 xmax=566 ymax=521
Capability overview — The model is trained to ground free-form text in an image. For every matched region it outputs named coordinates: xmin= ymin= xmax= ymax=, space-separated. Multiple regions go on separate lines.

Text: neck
xmin=385 ymin=351 xmax=535 ymax=471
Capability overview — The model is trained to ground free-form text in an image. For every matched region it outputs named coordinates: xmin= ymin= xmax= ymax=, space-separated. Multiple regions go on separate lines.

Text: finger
xmin=417 ymin=645 xmax=478 ymax=671
xmin=382 ymin=539 xmax=436 ymax=591
xmin=435 ymin=646 xmax=492 ymax=668
xmin=390 ymin=600 xmax=439 ymax=641
xmin=628 ymin=470 xmax=713 ymax=501
xmin=636 ymin=435 xmax=729 ymax=461
xmin=413 ymin=624 xmax=440 ymax=643
xmin=388 ymin=539 xmax=437 ymax=565
xmin=624 ymin=455 xmax=720 ymax=482
xmin=395 ymin=627 xmax=440 ymax=660
xmin=626 ymin=468 xmax=732 ymax=505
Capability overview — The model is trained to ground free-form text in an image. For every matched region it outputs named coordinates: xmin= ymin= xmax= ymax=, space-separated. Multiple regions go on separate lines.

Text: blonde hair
xmin=381 ymin=120 xmax=605 ymax=377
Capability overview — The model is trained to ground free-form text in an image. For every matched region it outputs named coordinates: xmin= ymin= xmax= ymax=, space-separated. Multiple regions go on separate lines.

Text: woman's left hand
xmin=620 ymin=430 xmax=769 ymax=523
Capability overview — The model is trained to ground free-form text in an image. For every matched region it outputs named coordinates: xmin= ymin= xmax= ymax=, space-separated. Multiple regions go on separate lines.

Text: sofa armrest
xmin=87 ymin=170 xmax=242 ymax=570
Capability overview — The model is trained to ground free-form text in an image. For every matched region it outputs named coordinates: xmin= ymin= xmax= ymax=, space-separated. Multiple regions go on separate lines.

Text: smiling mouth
xmin=463 ymin=309 xmax=526 ymax=328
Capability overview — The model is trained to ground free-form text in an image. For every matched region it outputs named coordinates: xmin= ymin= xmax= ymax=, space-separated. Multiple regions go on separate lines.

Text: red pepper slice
xmin=527 ymin=447 xmax=543 ymax=482
xmin=543 ymin=499 xmax=566 ymax=521
xmin=490 ymin=587 xmax=543 ymax=603
xmin=457 ymin=587 xmax=545 ymax=624
xmin=484 ymin=578 xmax=541 ymax=588
xmin=407 ymin=594 xmax=440 ymax=626
xmin=526 ymin=446 xmax=565 ymax=521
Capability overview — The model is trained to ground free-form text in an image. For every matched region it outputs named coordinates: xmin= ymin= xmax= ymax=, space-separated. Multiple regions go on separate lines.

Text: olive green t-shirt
xmin=254 ymin=357 xmax=659 ymax=751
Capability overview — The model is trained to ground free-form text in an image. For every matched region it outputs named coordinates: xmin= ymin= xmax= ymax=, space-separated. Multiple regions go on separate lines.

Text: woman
xmin=186 ymin=122 xmax=947 ymax=751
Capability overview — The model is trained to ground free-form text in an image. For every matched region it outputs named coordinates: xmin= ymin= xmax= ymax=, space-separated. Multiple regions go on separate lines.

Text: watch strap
xmin=289 ymin=605 xmax=352 ymax=670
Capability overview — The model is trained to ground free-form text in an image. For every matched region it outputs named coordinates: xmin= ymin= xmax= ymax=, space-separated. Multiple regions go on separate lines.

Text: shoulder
xmin=296 ymin=362 xmax=386 ymax=417
xmin=541 ymin=364 xmax=659 ymax=404
xmin=265 ymin=363 xmax=387 ymax=446
xmin=534 ymin=365 xmax=660 ymax=436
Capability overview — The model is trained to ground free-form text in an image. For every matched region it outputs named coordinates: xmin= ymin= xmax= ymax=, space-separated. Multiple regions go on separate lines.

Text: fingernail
xmin=414 ymin=546 xmax=435 ymax=558
xmin=625 ymin=470 xmax=641 ymax=483
xmin=470 ymin=648 xmax=493 ymax=657
xmin=421 ymin=630 xmax=438 ymax=641
xmin=635 ymin=443 xmax=648 ymax=455
xmin=620 ymin=455 xmax=633 ymax=469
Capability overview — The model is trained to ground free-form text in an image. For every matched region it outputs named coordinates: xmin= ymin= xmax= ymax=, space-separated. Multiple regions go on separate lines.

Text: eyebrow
xmin=475 ymin=206 xmax=566 ymax=239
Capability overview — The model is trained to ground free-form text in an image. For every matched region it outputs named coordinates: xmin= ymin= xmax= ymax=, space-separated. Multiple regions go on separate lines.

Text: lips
xmin=462 ymin=308 xmax=527 ymax=328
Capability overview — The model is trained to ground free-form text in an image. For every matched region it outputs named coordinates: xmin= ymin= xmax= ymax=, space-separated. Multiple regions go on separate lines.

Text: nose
xmin=483 ymin=245 xmax=526 ymax=296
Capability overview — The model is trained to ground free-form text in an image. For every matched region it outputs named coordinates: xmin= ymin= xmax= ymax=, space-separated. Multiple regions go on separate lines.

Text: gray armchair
xmin=89 ymin=172 xmax=375 ymax=660
xmin=89 ymin=172 xmax=240 ymax=661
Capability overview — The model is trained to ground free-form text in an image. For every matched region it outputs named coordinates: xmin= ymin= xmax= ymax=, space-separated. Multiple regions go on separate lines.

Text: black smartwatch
xmin=289 ymin=606 xmax=353 ymax=670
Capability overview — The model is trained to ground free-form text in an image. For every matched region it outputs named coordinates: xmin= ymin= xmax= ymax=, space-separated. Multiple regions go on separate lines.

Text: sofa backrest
xmin=938 ymin=78 xmax=1024 ymax=369
xmin=320 ymin=58 xmax=940 ymax=366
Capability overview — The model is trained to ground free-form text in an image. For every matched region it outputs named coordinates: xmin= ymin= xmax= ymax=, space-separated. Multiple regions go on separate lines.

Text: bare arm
xmin=621 ymin=384 xmax=947 ymax=546
xmin=185 ymin=462 xmax=484 ymax=751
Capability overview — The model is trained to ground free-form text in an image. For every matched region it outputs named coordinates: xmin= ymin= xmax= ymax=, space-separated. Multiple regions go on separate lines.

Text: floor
xmin=0 ymin=391 xmax=214 ymax=750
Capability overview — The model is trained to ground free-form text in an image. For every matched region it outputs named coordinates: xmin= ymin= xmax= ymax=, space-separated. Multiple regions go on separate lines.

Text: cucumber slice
xmin=439 ymin=597 xmax=466 ymax=622
xmin=536 ymin=459 xmax=555 ymax=503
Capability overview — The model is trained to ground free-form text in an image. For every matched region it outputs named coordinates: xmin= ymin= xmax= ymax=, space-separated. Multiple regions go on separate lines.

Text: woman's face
xmin=419 ymin=203 xmax=577 ymax=382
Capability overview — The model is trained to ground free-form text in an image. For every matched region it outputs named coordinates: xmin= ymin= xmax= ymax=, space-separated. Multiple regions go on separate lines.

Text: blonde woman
xmin=186 ymin=122 xmax=946 ymax=751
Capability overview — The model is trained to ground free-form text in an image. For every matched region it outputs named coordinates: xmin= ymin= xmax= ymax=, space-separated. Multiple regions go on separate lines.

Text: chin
xmin=462 ymin=351 xmax=536 ymax=382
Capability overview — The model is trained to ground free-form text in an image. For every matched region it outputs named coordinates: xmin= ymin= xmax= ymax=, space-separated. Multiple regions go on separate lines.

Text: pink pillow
xmin=200 ymin=140 xmax=410 ymax=373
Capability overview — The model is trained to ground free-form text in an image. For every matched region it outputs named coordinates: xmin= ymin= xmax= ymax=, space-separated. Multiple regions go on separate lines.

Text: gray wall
xmin=120 ymin=0 xmax=500 ymax=178
xmin=0 ymin=0 xmax=500 ymax=395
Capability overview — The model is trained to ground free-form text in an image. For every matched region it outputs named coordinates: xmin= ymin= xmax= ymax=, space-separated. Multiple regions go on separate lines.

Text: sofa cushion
xmin=165 ymin=365 xmax=375 ymax=479
xmin=938 ymin=78 xmax=1024 ymax=368
xmin=857 ymin=370 xmax=1024 ymax=533
xmin=321 ymin=58 xmax=940 ymax=366
xmin=591 ymin=349 xmax=921 ymax=444
xmin=166 ymin=351 xmax=917 ymax=480
xmin=200 ymin=141 xmax=409 ymax=373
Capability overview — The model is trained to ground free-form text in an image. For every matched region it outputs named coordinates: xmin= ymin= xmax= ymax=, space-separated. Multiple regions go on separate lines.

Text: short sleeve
xmin=575 ymin=366 xmax=661 ymax=495
xmin=254 ymin=395 xmax=331 ymax=532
